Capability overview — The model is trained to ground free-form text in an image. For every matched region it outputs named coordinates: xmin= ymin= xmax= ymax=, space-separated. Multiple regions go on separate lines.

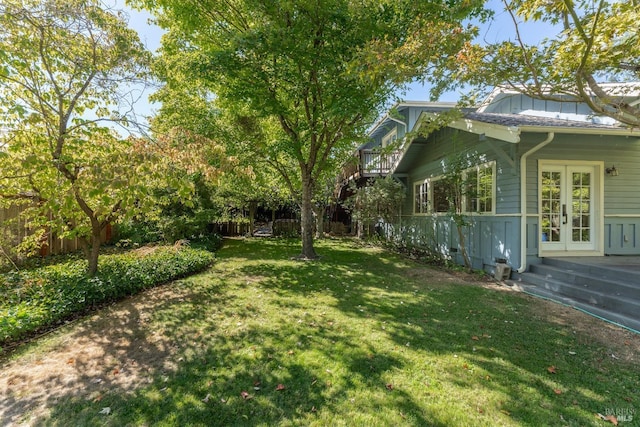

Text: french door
xmin=539 ymin=163 xmax=601 ymax=253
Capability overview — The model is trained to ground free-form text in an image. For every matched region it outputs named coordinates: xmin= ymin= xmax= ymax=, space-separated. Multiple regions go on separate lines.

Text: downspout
xmin=517 ymin=132 xmax=555 ymax=273
xmin=387 ymin=116 xmax=407 ymax=134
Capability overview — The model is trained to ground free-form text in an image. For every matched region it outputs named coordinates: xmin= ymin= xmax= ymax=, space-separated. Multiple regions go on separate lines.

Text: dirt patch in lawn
xmin=1 ymin=267 xmax=639 ymax=425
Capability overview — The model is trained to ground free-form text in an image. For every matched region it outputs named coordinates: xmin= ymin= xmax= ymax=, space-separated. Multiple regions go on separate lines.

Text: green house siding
xmin=363 ymin=99 xmax=640 ymax=272
xmin=392 ymin=125 xmax=522 ymax=271
xmin=517 ymin=133 xmax=640 ymax=256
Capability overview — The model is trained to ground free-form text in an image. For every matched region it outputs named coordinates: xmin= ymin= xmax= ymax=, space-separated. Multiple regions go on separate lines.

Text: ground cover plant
xmin=0 ymin=245 xmax=215 ymax=349
xmin=1 ymin=238 xmax=638 ymax=426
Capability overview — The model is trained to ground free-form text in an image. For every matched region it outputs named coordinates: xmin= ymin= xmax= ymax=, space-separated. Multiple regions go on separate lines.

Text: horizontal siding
xmin=521 ymin=133 xmax=640 ymax=215
xmin=399 ymin=127 xmax=520 ymax=216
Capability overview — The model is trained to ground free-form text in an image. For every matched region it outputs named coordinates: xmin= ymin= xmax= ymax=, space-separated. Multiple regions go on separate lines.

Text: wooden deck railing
xmin=358 ymin=149 xmax=402 ymax=177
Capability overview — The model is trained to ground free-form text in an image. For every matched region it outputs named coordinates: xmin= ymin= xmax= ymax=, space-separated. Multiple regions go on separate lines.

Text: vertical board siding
xmin=605 ymin=219 xmax=640 ymax=254
xmin=385 ymin=215 xmax=520 ymax=271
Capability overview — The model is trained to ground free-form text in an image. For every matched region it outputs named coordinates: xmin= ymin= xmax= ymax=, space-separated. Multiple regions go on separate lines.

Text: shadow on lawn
xmin=227 ymin=238 xmax=639 ymax=424
xmin=12 ymin=238 xmax=639 ymax=426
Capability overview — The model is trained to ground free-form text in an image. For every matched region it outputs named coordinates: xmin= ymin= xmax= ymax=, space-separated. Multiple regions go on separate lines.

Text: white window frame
xmin=382 ymin=128 xmax=397 ymax=148
xmin=413 ymin=179 xmax=429 ymax=215
xmin=463 ymin=161 xmax=496 ymax=214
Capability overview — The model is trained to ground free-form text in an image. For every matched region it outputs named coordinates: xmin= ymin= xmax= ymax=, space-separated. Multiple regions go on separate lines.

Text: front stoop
xmin=510 ymin=258 xmax=640 ymax=333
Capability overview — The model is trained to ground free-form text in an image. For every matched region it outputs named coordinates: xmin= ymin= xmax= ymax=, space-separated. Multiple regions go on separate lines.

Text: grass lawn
xmin=1 ymin=238 xmax=638 ymax=426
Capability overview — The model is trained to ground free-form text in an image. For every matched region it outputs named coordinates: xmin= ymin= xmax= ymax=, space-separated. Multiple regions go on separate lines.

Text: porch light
xmin=606 ymin=165 xmax=619 ymax=176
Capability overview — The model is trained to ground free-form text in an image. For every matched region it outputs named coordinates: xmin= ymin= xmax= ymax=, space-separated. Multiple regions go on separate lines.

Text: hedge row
xmin=0 ymin=245 xmax=215 ymax=348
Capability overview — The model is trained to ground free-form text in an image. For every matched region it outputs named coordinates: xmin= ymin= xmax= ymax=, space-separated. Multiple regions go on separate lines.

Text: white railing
xmin=359 ymin=149 xmax=401 ymax=176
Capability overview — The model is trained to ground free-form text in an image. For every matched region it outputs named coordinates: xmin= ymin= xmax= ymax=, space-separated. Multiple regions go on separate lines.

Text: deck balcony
xmin=341 ymin=148 xmax=402 ymax=181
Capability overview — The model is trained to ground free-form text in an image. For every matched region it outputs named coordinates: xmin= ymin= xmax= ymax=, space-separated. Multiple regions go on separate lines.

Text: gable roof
xmin=367 ymin=101 xmax=458 ymax=141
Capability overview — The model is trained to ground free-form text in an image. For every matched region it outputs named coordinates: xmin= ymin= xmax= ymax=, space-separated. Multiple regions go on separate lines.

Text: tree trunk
xmin=300 ymin=173 xmax=318 ymax=259
xmin=313 ymin=204 xmax=325 ymax=240
xmin=248 ymin=201 xmax=257 ymax=236
xmin=455 ymin=220 xmax=472 ymax=272
xmin=87 ymin=229 xmax=102 ymax=277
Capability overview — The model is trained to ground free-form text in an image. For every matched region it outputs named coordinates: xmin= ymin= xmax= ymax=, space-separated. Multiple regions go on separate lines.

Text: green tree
xmin=135 ymin=0 xmax=486 ymax=259
xmin=445 ymin=0 xmax=640 ymax=126
xmin=344 ymin=176 xmax=406 ymax=239
xmin=0 ymin=0 xmax=152 ymax=275
xmin=439 ymin=152 xmax=479 ymax=272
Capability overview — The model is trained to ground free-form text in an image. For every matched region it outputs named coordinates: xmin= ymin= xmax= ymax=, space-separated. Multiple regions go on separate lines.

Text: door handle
xmin=562 ymin=204 xmax=568 ymax=224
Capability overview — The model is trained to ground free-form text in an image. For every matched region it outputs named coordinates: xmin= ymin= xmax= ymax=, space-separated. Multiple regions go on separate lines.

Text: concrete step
xmin=542 ymin=257 xmax=640 ymax=284
xmin=510 ymin=280 xmax=640 ymax=333
xmin=518 ymin=272 xmax=640 ymax=320
xmin=529 ymin=263 xmax=640 ymax=300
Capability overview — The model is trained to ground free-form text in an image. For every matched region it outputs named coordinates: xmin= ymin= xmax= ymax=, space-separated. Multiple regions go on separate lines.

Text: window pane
xmin=466 ymin=164 xmax=494 ymax=213
xmin=432 ymin=180 xmax=449 ymax=212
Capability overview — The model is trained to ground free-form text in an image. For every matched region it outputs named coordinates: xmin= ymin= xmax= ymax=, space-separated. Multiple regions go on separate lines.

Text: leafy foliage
xmin=0 ymin=0 xmax=152 ymax=275
xmin=343 ymin=177 xmax=406 ymax=238
xmin=0 ymin=245 xmax=214 ymax=347
xmin=444 ymin=0 xmax=640 ymax=126
xmin=134 ymin=0 xmax=487 ymax=258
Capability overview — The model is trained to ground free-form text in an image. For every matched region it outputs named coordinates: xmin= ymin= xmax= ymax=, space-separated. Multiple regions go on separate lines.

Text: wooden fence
xmin=0 ymin=205 xmax=112 ymax=257
xmin=213 ymin=219 xmax=350 ymax=237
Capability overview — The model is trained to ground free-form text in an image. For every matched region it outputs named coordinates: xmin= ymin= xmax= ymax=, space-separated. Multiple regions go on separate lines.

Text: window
xmin=382 ymin=128 xmax=397 ymax=148
xmin=413 ymin=177 xmax=450 ymax=214
xmin=413 ymin=180 xmax=428 ymax=214
xmin=465 ymin=162 xmax=495 ymax=213
xmin=432 ymin=178 xmax=450 ymax=213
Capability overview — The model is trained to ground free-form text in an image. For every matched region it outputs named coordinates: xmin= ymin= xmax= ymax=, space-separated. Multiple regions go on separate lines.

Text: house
xmin=344 ymin=85 xmax=640 ymax=331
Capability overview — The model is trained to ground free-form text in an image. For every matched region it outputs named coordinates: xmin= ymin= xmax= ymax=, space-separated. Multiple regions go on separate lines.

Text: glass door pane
xmin=571 ymin=172 xmax=591 ymax=243
xmin=541 ymin=171 xmax=562 ymax=242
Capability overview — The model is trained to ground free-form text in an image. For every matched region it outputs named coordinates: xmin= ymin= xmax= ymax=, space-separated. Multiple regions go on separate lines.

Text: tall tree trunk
xmin=248 ymin=201 xmax=257 ymax=236
xmin=313 ymin=204 xmax=325 ymax=240
xmin=300 ymin=172 xmax=318 ymax=259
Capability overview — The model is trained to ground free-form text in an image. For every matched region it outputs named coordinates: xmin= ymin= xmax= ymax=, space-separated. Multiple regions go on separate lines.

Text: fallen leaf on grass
xmin=276 ymin=384 xmax=286 ymax=391
xmin=553 ymin=389 xmax=562 ymax=395
xmin=596 ymin=413 xmax=618 ymax=425
xmin=99 ymin=407 xmax=111 ymax=415
xmin=471 ymin=336 xmax=479 ymax=341
xmin=240 ymin=391 xmax=252 ymax=400
xmin=385 ymin=383 xmax=394 ymax=390
xmin=547 ymin=366 xmax=557 ymax=374
xmin=202 ymin=393 xmax=211 ymax=403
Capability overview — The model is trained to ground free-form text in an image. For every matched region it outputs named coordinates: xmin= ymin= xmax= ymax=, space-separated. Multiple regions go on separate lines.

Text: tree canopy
xmin=446 ymin=0 xmax=640 ymax=126
xmin=135 ymin=0 xmax=487 ymax=258
xmin=0 ymin=0 xmax=156 ymax=275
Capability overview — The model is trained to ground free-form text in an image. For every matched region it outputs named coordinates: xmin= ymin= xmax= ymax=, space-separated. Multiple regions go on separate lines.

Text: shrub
xmin=0 ymin=245 xmax=214 ymax=348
